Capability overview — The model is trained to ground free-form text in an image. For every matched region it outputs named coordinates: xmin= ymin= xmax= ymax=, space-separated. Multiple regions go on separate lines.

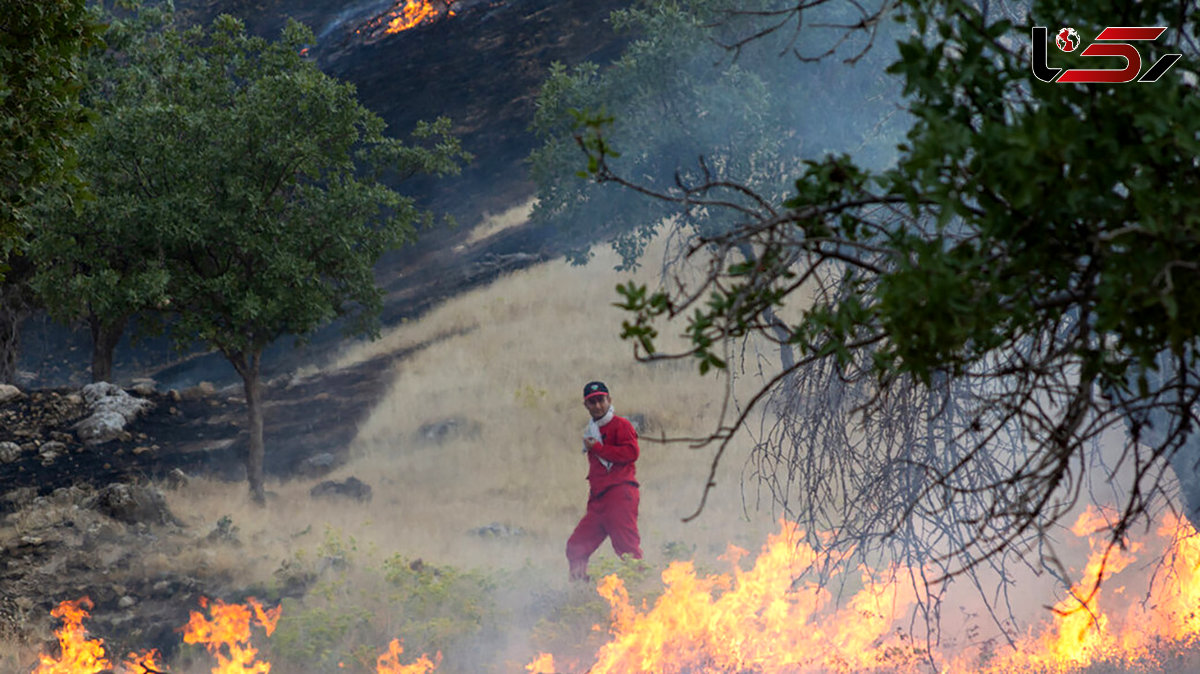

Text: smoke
xmin=528 ymin=0 xmax=908 ymax=269
xmin=315 ymin=0 xmax=397 ymax=42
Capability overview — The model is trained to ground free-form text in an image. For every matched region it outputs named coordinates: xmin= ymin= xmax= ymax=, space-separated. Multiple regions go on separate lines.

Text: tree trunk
xmin=0 ymin=283 xmax=30 ymax=385
xmin=88 ymin=313 xmax=128 ymax=383
xmin=229 ymin=350 xmax=266 ymax=505
xmin=734 ymin=243 xmax=797 ymax=377
xmin=0 ymin=257 xmax=37 ymax=385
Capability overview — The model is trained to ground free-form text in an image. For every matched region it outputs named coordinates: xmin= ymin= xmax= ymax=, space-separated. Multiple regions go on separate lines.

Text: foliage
xmin=528 ymin=0 xmax=902 ymax=269
xmin=27 ymin=3 xmax=176 ymax=369
xmin=155 ymin=13 xmax=467 ymax=354
xmin=42 ymin=2 xmax=468 ymax=359
xmin=0 ymin=0 xmax=100 ymax=272
xmin=514 ymin=384 xmax=548 ymax=408
xmin=552 ymin=0 xmax=1200 ymax=600
xmin=29 ymin=0 xmax=468 ymax=496
xmin=271 ymin=599 xmax=374 ymax=669
xmin=267 ymin=525 xmax=673 ymax=674
xmin=270 ymin=536 xmax=504 ymax=674
xmin=380 ymin=555 xmax=499 ymax=661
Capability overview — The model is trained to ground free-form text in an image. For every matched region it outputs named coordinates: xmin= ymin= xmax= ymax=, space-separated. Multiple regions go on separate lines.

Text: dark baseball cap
xmin=583 ymin=381 xmax=609 ymax=400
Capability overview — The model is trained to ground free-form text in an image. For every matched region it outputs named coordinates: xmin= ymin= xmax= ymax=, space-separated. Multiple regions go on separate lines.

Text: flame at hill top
xmin=356 ymin=0 xmax=458 ymax=41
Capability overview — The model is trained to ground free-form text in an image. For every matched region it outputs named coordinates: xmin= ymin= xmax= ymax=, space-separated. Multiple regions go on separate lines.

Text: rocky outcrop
xmin=74 ymin=382 xmax=154 ymax=445
xmin=469 ymin=522 xmax=526 ymax=540
xmin=416 ymin=417 xmax=480 ymax=445
xmin=90 ymin=482 xmax=181 ymax=527
xmin=296 ymin=451 xmax=339 ymax=478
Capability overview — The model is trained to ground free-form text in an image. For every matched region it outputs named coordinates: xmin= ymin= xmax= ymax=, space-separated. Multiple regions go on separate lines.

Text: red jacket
xmin=586 ymin=415 xmax=639 ymax=497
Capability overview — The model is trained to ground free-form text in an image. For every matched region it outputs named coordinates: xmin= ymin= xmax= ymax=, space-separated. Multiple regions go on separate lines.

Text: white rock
xmin=85 ymin=383 xmax=150 ymax=422
xmin=74 ymin=410 xmax=130 ymax=445
xmin=0 ymin=441 xmax=21 ymax=463
xmin=81 ymin=382 xmax=123 ymax=405
xmin=38 ymin=441 xmax=66 ymax=463
xmin=73 ymin=383 xmax=154 ymax=445
xmin=0 ymin=384 xmax=22 ymax=404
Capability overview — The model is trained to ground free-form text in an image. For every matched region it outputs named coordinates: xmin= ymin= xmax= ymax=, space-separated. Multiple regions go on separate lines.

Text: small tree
xmin=40 ymin=5 xmax=468 ymax=501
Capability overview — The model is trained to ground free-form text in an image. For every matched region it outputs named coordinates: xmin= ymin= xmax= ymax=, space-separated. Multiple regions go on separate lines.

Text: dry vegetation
xmin=165 ymin=230 xmax=780 ymax=580
xmin=103 ymin=229 xmax=784 ymax=672
xmin=13 ymin=226 xmax=1200 ymax=673
xmin=463 ymin=197 xmax=537 ymax=247
xmin=12 ymin=232 xmax=1200 ymax=673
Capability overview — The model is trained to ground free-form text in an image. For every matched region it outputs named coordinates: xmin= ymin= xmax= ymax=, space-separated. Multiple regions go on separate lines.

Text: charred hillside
xmin=178 ymin=0 xmax=633 ymax=222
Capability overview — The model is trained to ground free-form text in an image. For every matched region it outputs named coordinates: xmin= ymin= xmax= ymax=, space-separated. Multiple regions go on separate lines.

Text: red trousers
xmin=566 ymin=482 xmax=642 ymax=581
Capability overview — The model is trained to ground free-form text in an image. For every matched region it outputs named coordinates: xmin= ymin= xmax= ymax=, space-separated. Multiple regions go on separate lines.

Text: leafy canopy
xmin=0 ymin=0 xmax=100 ymax=271
xmin=33 ymin=4 xmax=469 ymax=363
xmin=598 ymin=0 xmax=1200 ymax=398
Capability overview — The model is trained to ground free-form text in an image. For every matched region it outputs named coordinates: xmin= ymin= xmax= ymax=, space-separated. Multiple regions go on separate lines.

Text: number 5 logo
xmin=1031 ymin=26 xmax=1182 ymax=83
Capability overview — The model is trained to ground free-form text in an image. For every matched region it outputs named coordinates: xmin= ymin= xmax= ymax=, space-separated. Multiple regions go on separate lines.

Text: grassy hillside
xmin=168 ymin=225 xmax=777 ymax=571
xmin=117 ymin=220 xmax=782 ymax=672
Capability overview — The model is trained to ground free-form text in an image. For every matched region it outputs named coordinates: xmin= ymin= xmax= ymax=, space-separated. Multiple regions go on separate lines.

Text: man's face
xmin=584 ymin=394 xmax=611 ymax=420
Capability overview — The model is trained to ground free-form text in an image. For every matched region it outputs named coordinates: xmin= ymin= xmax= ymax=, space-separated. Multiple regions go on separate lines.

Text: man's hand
xmin=584 ymin=437 xmax=600 ymax=450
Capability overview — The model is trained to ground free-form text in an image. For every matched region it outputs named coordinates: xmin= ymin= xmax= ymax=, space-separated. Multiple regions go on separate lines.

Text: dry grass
xmin=161 ymin=232 xmax=781 ymax=596
xmin=129 ymin=232 xmax=788 ymax=673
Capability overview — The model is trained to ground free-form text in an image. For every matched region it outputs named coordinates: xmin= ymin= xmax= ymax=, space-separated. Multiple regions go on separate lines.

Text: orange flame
xmin=33 ymin=597 xmax=442 ymax=674
xmin=32 ymin=509 xmax=1200 ymax=674
xmin=33 ymin=598 xmax=112 ymax=674
xmin=383 ymin=0 xmax=448 ymax=34
xmin=578 ymin=522 xmax=922 ymax=673
xmin=533 ymin=512 xmax=1200 ymax=673
xmin=375 ymin=638 xmax=440 ymax=674
xmin=525 ymin=652 xmax=556 ymax=673
xmin=180 ymin=597 xmax=280 ymax=674
xmin=33 ymin=598 xmax=165 ymax=674
xmin=982 ymin=508 xmax=1142 ymax=672
xmin=122 ymin=650 xmax=168 ymax=674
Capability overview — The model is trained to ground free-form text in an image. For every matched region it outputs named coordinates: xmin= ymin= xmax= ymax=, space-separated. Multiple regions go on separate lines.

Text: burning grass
xmin=523 ymin=512 xmax=1200 ymax=674
xmin=25 ymin=510 xmax=1200 ymax=673
xmin=18 ymin=230 xmax=1200 ymax=672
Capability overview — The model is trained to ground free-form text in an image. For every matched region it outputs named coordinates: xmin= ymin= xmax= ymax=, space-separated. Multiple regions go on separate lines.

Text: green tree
xmin=547 ymin=0 xmax=1200 ymax=625
xmin=0 ymin=0 xmax=100 ymax=382
xmin=34 ymin=4 xmax=468 ymax=501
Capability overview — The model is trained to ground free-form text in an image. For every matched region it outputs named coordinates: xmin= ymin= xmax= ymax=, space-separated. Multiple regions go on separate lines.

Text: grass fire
xmin=26 ymin=509 xmax=1200 ymax=672
xmin=13 ymin=230 xmax=1200 ymax=672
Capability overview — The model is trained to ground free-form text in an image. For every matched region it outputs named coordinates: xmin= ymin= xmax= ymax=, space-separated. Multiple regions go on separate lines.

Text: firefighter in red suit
xmin=567 ymin=380 xmax=643 ymax=581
